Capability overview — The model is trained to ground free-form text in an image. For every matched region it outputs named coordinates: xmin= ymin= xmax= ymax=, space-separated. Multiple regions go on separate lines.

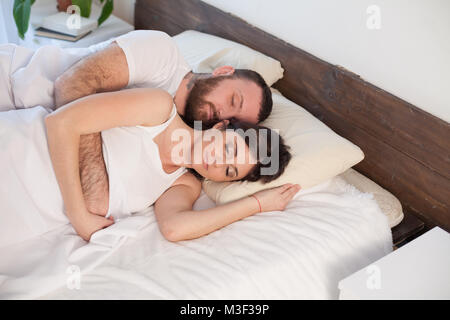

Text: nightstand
xmin=392 ymin=211 xmax=425 ymax=248
xmin=338 ymin=227 xmax=450 ymax=299
xmin=19 ymin=0 xmax=134 ymax=49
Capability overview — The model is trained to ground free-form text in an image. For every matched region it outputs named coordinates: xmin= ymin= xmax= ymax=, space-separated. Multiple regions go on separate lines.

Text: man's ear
xmin=212 ymin=66 xmax=235 ymax=77
xmin=212 ymin=119 xmax=230 ymax=130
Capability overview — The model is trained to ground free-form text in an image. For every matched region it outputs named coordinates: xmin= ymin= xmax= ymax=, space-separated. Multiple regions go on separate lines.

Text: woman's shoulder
xmin=172 ymin=171 xmax=202 ymax=196
xmin=129 ymin=88 xmax=173 ymax=127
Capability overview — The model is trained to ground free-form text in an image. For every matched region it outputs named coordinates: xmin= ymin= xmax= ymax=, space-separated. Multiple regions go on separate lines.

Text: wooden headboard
xmin=134 ymin=0 xmax=450 ymax=233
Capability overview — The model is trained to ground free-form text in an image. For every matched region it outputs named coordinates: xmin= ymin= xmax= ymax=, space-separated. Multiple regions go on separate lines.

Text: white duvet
xmin=0 ymin=173 xmax=392 ymax=299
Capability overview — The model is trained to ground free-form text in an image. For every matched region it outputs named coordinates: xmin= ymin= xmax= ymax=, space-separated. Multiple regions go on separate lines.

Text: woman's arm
xmin=155 ymin=173 xmax=301 ymax=242
xmin=45 ymin=88 xmax=173 ymax=240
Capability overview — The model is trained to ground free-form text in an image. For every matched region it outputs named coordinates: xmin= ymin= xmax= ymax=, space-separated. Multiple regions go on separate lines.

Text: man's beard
xmin=182 ymin=75 xmax=228 ymax=129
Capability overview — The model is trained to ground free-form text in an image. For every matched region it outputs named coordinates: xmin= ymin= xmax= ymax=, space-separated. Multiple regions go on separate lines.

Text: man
xmin=53 ymin=30 xmax=272 ymax=124
xmin=0 ymin=30 xmax=273 ymax=214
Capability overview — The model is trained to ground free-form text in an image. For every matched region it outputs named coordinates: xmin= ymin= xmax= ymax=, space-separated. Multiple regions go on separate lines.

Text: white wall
xmin=202 ymin=0 xmax=450 ymax=122
xmin=111 ymin=0 xmax=135 ymax=25
xmin=0 ymin=0 xmax=21 ymax=44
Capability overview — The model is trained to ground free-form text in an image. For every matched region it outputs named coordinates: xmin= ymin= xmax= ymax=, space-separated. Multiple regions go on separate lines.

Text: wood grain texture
xmin=392 ymin=212 xmax=425 ymax=246
xmin=135 ymin=0 xmax=450 ymax=231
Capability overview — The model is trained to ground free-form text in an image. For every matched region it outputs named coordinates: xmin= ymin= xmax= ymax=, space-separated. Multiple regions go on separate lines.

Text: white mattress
xmin=1 ymin=176 xmax=391 ymax=300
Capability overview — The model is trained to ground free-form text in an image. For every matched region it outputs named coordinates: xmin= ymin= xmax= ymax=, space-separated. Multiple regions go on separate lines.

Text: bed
xmin=8 ymin=176 xmax=391 ymax=300
xmin=0 ymin=89 xmax=392 ymax=299
xmin=132 ymin=0 xmax=449 ymax=236
xmin=1 ymin=0 xmax=449 ymax=300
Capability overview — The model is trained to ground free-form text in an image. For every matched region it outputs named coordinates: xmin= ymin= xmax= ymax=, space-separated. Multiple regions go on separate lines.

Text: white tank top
xmin=101 ymin=105 xmax=186 ymax=220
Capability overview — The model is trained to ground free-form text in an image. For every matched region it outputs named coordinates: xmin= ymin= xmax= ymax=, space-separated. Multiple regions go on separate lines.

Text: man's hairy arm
xmin=79 ymin=132 xmax=109 ymax=216
xmin=54 ymin=42 xmax=129 ymax=108
xmin=54 ymin=42 xmax=129 ymax=215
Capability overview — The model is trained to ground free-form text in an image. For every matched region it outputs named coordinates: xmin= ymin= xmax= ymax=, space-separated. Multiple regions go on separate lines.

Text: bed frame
xmin=134 ymin=0 xmax=450 ymax=240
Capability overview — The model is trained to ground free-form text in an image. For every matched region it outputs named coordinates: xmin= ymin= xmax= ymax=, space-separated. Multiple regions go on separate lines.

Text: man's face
xmin=184 ymin=76 xmax=262 ymax=128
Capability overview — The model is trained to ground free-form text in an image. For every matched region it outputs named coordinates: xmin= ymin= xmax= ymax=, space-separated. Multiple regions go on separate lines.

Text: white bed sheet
xmin=23 ymin=176 xmax=393 ymax=300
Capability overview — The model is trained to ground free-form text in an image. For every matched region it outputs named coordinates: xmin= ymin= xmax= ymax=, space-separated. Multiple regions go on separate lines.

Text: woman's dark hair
xmin=229 ymin=121 xmax=291 ymax=183
xmin=189 ymin=121 xmax=292 ymax=184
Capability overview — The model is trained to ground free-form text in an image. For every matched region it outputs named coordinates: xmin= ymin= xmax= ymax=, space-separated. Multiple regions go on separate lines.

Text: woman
xmin=0 ymin=88 xmax=298 ymax=246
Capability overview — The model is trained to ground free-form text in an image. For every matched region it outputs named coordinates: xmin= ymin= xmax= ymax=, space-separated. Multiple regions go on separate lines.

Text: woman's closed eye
xmin=225 ymin=139 xmax=239 ymax=178
xmin=226 ymin=166 xmax=237 ymax=178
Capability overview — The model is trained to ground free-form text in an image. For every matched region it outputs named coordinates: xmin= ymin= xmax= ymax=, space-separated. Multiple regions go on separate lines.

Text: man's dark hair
xmin=233 ymin=69 xmax=273 ymax=122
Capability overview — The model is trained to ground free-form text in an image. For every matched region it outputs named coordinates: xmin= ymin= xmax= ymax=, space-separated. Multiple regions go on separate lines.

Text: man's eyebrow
xmin=239 ymin=90 xmax=243 ymax=110
xmin=239 ymin=92 xmax=244 ymax=109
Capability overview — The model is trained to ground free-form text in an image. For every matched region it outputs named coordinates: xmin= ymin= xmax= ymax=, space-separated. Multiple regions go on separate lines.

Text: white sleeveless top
xmin=101 ymin=105 xmax=186 ymax=220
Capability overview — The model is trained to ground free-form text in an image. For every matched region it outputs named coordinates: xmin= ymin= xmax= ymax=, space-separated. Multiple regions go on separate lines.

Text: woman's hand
xmin=71 ymin=211 xmax=114 ymax=241
xmin=252 ymin=183 xmax=301 ymax=212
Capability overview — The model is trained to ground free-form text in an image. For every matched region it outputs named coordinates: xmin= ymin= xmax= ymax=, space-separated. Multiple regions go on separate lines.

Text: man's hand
xmin=72 ymin=210 xmax=114 ymax=241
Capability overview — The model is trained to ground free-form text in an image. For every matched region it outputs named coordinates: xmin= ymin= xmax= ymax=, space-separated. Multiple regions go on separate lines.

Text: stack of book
xmin=35 ymin=12 xmax=97 ymax=42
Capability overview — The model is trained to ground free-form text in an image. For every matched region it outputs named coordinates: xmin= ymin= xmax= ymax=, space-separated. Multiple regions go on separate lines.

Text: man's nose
xmin=217 ymin=107 xmax=235 ymax=120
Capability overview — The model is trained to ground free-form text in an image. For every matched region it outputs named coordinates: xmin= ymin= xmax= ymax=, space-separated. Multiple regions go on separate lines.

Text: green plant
xmin=13 ymin=0 xmax=114 ymax=40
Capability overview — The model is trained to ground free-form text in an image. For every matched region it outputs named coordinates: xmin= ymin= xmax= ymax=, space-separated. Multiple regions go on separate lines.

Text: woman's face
xmin=192 ymin=128 xmax=257 ymax=182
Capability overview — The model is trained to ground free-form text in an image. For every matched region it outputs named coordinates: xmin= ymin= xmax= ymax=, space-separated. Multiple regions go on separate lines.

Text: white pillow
xmin=202 ymin=89 xmax=365 ymax=204
xmin=172 ymin=30 xmax=284 ymax=86
xmin=339 ymin=168 xmax=404 ymax=228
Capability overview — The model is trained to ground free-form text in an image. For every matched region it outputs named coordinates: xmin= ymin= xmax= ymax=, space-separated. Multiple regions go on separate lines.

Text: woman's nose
xmin=209 ymin=148 xmax=221 ymax=167
xmin=209 ymin=147 xmax=225 ymax=168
